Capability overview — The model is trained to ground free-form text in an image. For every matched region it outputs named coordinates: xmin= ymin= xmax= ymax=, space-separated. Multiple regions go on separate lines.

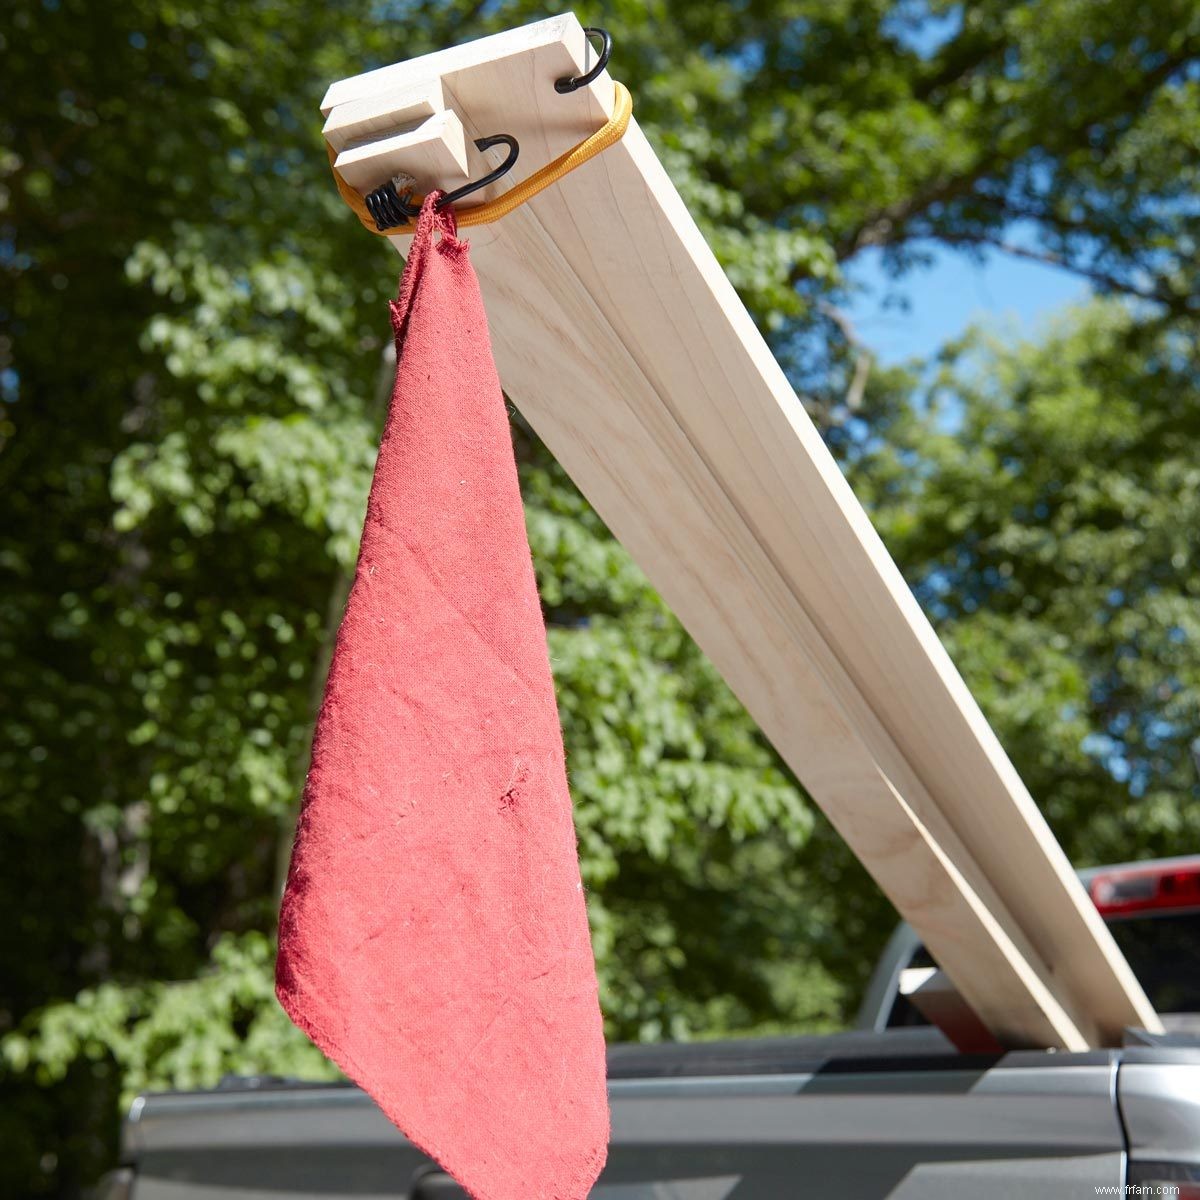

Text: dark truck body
xmin=108 ymin=857 xmax=1200 ymax=1199
xmin=110 ymin=1037 xmax=1200 ymax=1199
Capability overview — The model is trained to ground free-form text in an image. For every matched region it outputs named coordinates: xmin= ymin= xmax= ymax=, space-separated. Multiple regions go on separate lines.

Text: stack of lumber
xmin=321 ymin=15 xmax=1159 ymax=1049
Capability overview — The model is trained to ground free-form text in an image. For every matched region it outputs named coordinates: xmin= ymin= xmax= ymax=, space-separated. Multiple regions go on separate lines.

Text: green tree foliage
xmin=2 ymin=0 xmax=1198 ymax=1194
xmin=848 ymin=301 xmax=1200 ymax=863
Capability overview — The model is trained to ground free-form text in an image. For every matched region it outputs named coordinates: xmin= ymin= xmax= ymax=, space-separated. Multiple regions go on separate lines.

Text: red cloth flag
xmin=276 ymin=195 xmax=609 ymax=1200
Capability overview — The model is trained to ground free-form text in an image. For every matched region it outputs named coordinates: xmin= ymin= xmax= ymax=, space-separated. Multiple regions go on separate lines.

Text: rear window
xmin=1105 ymin=912 xmax=1200 ymax=1014
xmin=888 ymin=911 xmax=1200 ymax=1027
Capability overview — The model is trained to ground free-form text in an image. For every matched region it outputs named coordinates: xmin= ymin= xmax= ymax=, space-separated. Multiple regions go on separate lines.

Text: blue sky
xmin=843 ymin=241 xmax=1090 ymax=367
xmin=843 ymin=5 xmax=1094 ymax=365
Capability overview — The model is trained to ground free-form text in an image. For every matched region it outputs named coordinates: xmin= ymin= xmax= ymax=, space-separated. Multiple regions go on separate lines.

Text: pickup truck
xmin=103 ymin=855 xmax=1200 ymax=1200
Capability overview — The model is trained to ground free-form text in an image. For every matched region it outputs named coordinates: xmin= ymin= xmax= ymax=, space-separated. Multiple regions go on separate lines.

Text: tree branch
xmin=819 ymin=302 xmax=873 ymax=412
xmin=939 ymin=232 xmax=1198 ymax=314
xmin=816 ymin=38 xmax=1200 ymax=274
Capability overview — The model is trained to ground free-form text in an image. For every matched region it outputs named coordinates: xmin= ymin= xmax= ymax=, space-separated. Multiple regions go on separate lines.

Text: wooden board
xmin=321 ymin=14 xmax=1159 ymax=1048
xmin=323 ymin=80 xmax=446 ymax=153
xmin=332 ymin=109 xmax=469 ymax=194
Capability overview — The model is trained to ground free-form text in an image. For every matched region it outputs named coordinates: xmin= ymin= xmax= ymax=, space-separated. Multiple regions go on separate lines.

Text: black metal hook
xmin=363 ymin=134 xmax=520 ymax=231
xmin=364 ymin=179 xmax=417 ymax=231
xmin=555 ymin=27 xmax=612 ymax=93
xmin=441 ymin=134 xmax=519 ymax=208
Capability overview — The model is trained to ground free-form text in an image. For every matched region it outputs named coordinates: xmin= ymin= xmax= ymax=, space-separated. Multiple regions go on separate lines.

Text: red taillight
xmin=1090 ymin=861 xmax=1200 ymax=916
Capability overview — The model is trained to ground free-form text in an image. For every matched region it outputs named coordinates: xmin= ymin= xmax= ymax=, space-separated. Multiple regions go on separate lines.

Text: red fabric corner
xmin=277 ymin=194 xmax=609 ymax=1200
